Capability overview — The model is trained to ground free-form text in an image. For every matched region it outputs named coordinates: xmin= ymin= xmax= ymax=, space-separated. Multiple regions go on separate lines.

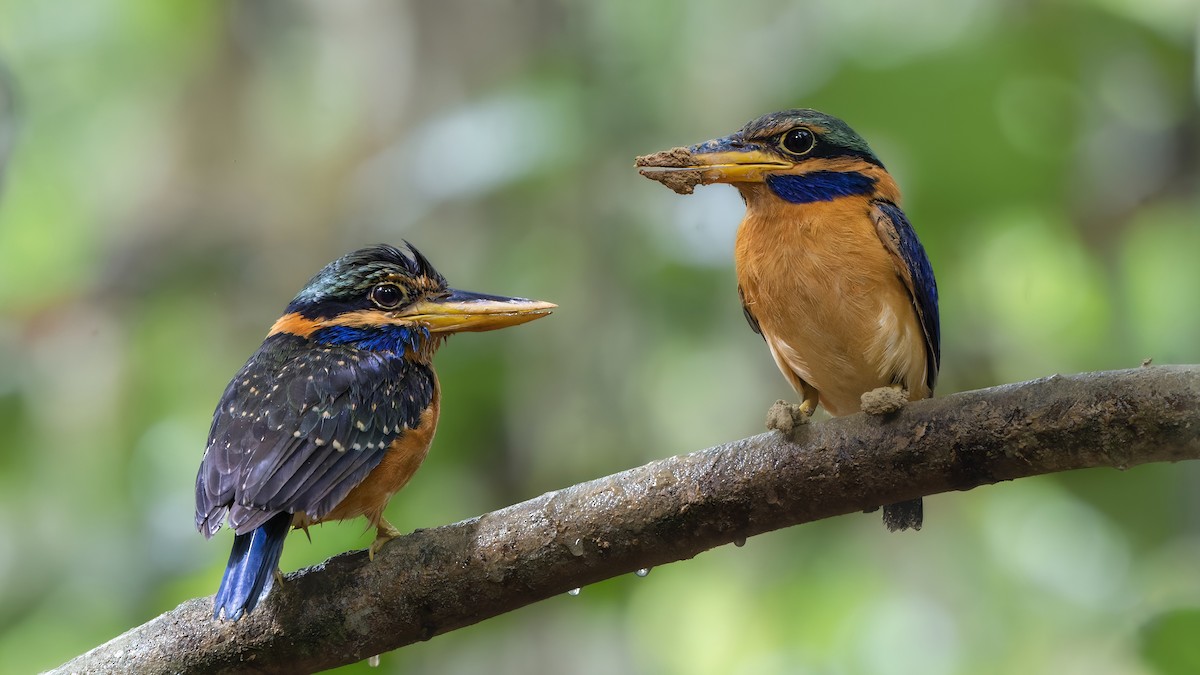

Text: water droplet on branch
xmin=566 ymin=537 xmax=585 ymax=556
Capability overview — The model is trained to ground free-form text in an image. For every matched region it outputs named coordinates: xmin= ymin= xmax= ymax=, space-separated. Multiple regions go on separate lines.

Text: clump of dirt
xmin=635 ymin=147 xmax=704 ymax=195
xmin=635 ymin=146 xmax=694 ymax=168
xmin=765 ymin=399 xmax=809 ymax=439
xmin=860 ymin=387 xmax=909 ymax=415
xmin=640 ymin=169 xmax=704 ymax=195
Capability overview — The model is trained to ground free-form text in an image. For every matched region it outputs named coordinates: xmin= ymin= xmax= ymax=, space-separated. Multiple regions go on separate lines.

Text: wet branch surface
xmin=52 ymin=366 xmax=1200 ymax=674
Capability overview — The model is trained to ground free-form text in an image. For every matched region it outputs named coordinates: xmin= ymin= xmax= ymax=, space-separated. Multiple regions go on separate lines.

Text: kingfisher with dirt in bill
xmin=195 ymin=243 xmax=555 ymax=620
xmin=636 ymin=109 xmax=940 ymax=532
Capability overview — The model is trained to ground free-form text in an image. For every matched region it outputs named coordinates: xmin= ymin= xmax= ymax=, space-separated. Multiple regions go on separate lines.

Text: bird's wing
xmin=871 ymin=200 xmax=941 ymax=391
xmin=195 ymin=334 xmax=435 ymax=537
xmin=738 ymin=284 xmax=763 ymax=337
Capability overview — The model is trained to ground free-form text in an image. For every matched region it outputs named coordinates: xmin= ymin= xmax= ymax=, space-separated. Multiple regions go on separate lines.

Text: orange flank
xmin=297 ymin=380 xmax=442 ymax=530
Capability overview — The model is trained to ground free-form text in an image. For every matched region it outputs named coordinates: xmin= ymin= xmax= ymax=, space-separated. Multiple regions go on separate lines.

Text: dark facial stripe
xmin=807 ymin=143 xmax=884 ymax=168
xmin=765 ymin=171 xmax=877 ymax=204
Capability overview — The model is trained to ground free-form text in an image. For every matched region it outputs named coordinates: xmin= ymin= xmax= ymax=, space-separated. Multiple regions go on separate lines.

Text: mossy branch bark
xmin=51 ymin=366 xmax=1200 ymax=674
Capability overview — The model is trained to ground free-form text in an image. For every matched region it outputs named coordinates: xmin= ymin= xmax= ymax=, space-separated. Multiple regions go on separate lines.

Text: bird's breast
xmin=736 ymin=197 xmax=928 ymax=415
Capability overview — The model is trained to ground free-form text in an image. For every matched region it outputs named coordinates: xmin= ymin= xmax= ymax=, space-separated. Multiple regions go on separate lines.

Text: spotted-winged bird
xmin=195 ymin=243 xmax=555 ymax=620
xmin=636 ymin=109 xmax=940 ymax=532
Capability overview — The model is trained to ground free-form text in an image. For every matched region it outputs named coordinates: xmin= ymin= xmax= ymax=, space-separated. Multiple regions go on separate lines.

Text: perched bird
xmin=637 ymin=109 xmax=940 ymax=531
xmin=195 ymin=243 xmax=555 ymax=620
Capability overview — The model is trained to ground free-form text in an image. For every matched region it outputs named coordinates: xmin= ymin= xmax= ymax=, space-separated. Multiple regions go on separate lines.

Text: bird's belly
xmin=301 ymin=395 xmax=441 ymax=528
xmin=738 ymin=219 xmax=928 ymax=416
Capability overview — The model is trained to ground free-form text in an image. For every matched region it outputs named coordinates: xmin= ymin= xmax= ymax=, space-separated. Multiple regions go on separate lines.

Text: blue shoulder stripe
xmin=875 ymin=201 xmax=940 ymax=389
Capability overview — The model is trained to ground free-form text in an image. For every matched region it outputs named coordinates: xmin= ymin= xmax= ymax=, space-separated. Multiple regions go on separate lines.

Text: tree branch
xmin=53 ymin=366 xmax=1200 ymax=674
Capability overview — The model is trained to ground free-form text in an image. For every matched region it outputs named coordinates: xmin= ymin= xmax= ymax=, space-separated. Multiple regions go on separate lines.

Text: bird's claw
xmin=860 ymin=386 xmax=909 ymax=415
xmin=368 ymin=520 xmax=402 ymax=561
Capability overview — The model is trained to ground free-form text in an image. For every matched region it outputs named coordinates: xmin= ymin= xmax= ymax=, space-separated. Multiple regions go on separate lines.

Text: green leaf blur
xmin=1141 ymin=608 xmax=1200 ymax=675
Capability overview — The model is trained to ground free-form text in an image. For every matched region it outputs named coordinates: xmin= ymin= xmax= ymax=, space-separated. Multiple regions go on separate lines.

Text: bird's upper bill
xmin=402 ymin=289 xmax=556 ymax=333
xmin=635 ymin=137 xmax=791 ymax=195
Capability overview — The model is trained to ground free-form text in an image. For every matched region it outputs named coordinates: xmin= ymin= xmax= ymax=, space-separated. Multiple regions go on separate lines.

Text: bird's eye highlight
xmin=370 ymin=283 xmax=405 ymax=309
xmin=780 ymin=128 xmax=816 ymax=156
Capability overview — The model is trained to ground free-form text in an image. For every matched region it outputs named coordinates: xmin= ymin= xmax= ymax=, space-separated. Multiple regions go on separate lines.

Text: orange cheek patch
xmin=268 ymin=312 xmax=321 ymax=338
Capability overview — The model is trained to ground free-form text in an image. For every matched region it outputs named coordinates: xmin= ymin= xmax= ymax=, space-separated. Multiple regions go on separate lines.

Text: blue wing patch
xmin=873 ymin=201 xmax=940 ymax=390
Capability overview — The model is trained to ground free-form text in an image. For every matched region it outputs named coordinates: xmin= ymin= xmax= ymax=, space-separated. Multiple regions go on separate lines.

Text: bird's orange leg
xmin=368 ymin=518 xmax=402 ymax=561
xmin=797 ymin=382 xmax=820 ymax=417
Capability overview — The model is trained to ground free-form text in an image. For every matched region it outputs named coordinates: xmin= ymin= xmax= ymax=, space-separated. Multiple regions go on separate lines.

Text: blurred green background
xmin=0 ymin=1 xmax=1197 ymax=673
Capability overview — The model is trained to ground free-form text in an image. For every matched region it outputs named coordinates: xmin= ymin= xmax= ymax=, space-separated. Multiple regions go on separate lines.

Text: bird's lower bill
xmin=401 ymin=289 xmax=556 ymax=333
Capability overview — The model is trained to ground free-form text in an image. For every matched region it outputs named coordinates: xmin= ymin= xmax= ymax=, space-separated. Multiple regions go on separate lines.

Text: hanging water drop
xmin=368 ymin=654 xmax=381 ymax=667
xmin=567 ymin=587 xmax=581 ymax=596
xmin=635 ymin=567 xmax=651 ymax=577
xmin=733 ymin=537 xmax=747 ymax=547
xmin=565 ymin=537 xmax=585 ymax=556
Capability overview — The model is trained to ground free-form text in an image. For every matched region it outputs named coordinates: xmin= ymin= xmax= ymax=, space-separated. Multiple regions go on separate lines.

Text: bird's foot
xmin=860 ymin=386 xmax=909 ymax=415
xmin=766 ymin=400 xmax=812 ymax=439
xmin=369 ymin=519 xmax=402 ymax=561
xmin=273 ymin=568 xmax=285 ymax=587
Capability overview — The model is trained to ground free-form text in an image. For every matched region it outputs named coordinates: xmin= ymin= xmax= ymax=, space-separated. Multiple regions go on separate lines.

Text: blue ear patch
xmin=766 ymin=171 xmax=876 ymax=204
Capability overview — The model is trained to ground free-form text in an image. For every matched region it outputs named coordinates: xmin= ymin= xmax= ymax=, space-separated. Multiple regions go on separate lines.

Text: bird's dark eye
xmin=780 ymin=128 xmax=816 ymax=156
xmin=370 ymin=283 xmax=405 ymax=309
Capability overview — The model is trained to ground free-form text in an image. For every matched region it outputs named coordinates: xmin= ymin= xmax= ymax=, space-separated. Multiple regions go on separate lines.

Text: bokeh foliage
xmin=0 ymin=1 xmax=1196 ymax=673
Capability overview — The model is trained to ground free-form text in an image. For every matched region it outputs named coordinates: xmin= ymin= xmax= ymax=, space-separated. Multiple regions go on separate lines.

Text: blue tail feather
xmin=213 ymin=512 xmax=292 ymax=621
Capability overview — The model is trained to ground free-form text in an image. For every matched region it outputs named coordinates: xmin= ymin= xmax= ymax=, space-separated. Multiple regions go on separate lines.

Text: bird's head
xmin=270 ymin=243 xmax=555 ymax=360
xmin=636 ymin=108 xmax=900 ymax=205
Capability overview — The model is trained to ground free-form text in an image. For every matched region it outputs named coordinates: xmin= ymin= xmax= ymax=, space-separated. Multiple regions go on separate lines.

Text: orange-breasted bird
xmin=195 ymin=243 xmax=554 ymax=620
xmin=637 ymin=109 xmax=940 ymax=531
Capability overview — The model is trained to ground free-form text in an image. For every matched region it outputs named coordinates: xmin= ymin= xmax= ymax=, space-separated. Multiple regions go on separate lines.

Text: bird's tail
xmin=883 ymin=498 xmax=923 ymax=532
xmin=213 ymin=511 xmax=292 ymax=621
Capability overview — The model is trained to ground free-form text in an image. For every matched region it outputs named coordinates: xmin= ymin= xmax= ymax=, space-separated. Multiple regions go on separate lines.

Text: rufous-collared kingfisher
xmin=195 ymin=243 xmax=555 ymax=620
xmin=637 ymin=109 xmax=940 ymax=531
